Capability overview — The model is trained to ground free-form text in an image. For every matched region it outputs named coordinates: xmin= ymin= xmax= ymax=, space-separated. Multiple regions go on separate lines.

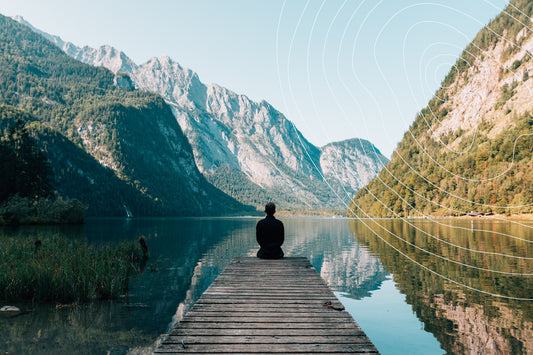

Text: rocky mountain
xmin=15 ymin=16 xmax=389 ymax=210
xmin=350 ymin=0 xmax=533 ymax=217
xmin=321 ymin=138 xmax=389 ymax=204
xmin=0 ymin=14 xmax=251 ymax=216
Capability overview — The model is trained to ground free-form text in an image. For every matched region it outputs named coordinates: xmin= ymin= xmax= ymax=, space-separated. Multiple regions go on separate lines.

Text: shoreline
xmin=404 ymin=213 xmax=533 ymax=221
xmin=4 ymin=206 xmax=527 ymax=222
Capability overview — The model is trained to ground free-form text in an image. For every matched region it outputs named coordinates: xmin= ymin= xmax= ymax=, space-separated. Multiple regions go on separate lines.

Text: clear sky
xmin=0 ymin=0 xmax=509 ymax=157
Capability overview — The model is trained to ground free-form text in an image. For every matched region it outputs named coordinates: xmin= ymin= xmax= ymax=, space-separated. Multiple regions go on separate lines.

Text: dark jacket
xmin=256 ymin=215 xmax=284 ymax=259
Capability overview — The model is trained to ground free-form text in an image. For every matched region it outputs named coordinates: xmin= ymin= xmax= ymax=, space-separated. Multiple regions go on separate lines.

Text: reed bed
xmin=0 ymin=234 xmax=140 ymax=302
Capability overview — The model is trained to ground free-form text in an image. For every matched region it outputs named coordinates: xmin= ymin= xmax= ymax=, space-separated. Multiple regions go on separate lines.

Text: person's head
xmin=265 ymin=202 xmax=276 ymax=216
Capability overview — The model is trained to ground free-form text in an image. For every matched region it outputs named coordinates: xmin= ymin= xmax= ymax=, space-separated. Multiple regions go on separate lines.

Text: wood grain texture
xmin=154 ymin=257 xmax=379 ymax=354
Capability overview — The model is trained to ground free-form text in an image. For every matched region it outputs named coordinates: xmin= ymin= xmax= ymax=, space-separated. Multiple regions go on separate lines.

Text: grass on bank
xmin=0 ymin=234 xmax=142 ymax=303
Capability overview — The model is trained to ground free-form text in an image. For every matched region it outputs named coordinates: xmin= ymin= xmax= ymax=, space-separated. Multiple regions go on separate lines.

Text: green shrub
xmin=0 ymin=195 xmax=87 ymax=225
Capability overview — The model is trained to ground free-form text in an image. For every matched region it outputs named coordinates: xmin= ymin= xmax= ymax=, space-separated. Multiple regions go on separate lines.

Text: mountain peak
xmin=12 ymin=15 xmax=26 ymax=24
xmin=12 ymin=15 xmax=35 ymax=31
xmin=323 ymin=138 xmax=385 ymax=157
xmin=158 ymin=54 xmax=173 ymax=63
xmin=12 ymin=15 xmax=66 ymax=49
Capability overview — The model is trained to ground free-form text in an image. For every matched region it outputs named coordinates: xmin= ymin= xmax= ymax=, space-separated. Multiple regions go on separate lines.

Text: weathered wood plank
xmin=211 ymin=283 xmax=326 ymax=287
xmin=181 ymin=316 xmax=354 ymax=323
xmin=203 ymin=288 xmax=333 ymax=293
xmin=192 ymin=304 xmax=339 ymax=310
xmin=194 ymin=299 xmax=345 ymax=309
xmin=211 ymin=281 xmax=325 ymax=286
xmin=154 ymin=343 xmax=379 ymax=353
xmin=185 ymin=311 xmax=352 ymax=318
xmin=187 ymin=308 xmax=345 ymax=314
xmin=163 ymin=335 xmax=373 ymax=345
xmin=209 ymin=286 xmax=328 ymax=289
xmin=197 ymin=296 xmax=339 ymax=301
xmin=218 ymin=274 xmax=319 ymax=277
xmin=175 ymin=321 xmax=363 ymax=329
xmin=154 ymin=257 xmax=378 ymax=354
xmin=202 ymin=292 xmax=335 ymax=297
xmin=169 ymin=328 xmax=365 ymax=336
xmin=196 ymin=297 xmax=340 ymax=307
xmin=155 ymin=353 xmax=371 ymax=355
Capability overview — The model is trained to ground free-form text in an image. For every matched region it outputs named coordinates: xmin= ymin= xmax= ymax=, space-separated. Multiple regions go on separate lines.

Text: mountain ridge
xmin=14 ymin=15 xmax=389 ymax=210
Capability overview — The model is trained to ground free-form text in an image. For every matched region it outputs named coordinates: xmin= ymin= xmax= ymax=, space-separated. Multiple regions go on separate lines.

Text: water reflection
xmin=1 ymin=302 xmax=154 ymax=354
xmin=0 ymin=218 xmax=243 ymax=354
xmin=2 ymin=218 xmax=529 ymax=354
xmin=349 ymin=218 xmax=533 ymax=355
xmin=164 ymin=218 xmax=389 ymax=331
xmin=0 ymin=218 xmax=389 ymax=354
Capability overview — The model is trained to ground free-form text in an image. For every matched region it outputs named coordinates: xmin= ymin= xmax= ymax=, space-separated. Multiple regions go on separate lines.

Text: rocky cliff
xmin=350 ymin=0 xmax=533 ymax=217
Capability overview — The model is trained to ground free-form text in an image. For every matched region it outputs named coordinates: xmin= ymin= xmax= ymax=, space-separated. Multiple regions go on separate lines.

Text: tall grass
xmin=0 ymin=234 xmax=140 ymax=302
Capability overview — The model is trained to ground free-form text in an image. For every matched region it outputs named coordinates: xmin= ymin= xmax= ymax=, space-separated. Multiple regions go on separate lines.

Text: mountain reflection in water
xmin=0 ymin=217 xmax=531 ymax=354
xmin=349 ymin=218 xmax=533 ymax=355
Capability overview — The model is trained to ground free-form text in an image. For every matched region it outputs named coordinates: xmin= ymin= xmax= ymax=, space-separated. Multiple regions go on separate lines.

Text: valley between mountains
xmin=3 ymin=0 xmax=531 ymax=219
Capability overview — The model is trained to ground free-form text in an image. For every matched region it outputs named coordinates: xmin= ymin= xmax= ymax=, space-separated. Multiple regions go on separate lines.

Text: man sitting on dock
xmin=256 ymin=202 xmax=284 ymax=259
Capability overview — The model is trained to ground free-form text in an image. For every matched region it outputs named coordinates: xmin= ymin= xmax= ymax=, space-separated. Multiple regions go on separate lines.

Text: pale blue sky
xmin=0 ymin=0 xmax=509 ymax=157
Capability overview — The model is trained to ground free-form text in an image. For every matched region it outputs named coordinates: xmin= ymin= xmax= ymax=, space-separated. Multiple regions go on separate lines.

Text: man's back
xmin=256 ymin=215 xmax=284 ymax=259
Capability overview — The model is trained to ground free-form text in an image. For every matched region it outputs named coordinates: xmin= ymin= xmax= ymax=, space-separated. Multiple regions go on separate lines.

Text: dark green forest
xmin=349 ymin=0 xmax=533 ymax=217
xmin=0 ymin=111 xmax=52 ymax=201
xmin=0 ymin=105 xmax=87 ymax=224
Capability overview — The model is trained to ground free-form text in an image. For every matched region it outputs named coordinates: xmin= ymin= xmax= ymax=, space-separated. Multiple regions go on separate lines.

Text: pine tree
xmin=0 ymin=120 xmax=53 ymax=201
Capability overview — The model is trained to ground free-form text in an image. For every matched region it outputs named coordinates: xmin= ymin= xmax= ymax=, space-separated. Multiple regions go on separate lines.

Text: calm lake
xmin=1 ymin=217 xmax=532 ymax=354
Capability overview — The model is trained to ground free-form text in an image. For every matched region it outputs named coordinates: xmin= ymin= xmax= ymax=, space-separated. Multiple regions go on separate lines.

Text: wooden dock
xmin=154 ymin=257 xmax=378 ymax=354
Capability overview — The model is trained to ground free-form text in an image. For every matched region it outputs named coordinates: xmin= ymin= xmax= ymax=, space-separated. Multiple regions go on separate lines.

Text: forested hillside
xmin=0 ymin=14 xmax=251 ymax=216
xmin=0 ymin=104 xmax=157 ymax=217
xmin=350 ymin=0 xmax=533 ymax=217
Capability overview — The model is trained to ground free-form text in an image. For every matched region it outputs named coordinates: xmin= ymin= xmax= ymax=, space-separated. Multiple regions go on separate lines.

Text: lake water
xmin=1 ymin=217 xmax=532 ymax=354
